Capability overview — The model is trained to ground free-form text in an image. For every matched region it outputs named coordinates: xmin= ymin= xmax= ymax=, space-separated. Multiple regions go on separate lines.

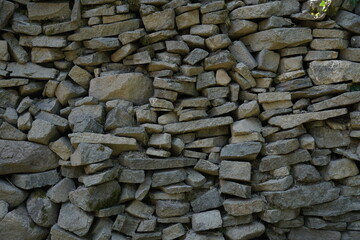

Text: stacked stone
xmin=1 ymin=0 xmax=360 ymax=239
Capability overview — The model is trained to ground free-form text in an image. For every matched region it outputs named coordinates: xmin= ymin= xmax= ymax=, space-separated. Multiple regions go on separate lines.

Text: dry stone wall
xmin=1 ymin=0 xmax=360 ymax=239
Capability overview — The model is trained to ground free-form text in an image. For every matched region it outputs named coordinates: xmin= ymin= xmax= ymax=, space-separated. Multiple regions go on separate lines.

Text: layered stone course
xmin=0 ymin=0 xmax=360 ymax=239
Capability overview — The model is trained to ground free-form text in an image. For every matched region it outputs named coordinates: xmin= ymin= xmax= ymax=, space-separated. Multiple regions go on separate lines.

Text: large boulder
xmin=89 ymin=73 xmax=153 ymax=105
xmin=0 ymin=140 xmax=59 ymax=175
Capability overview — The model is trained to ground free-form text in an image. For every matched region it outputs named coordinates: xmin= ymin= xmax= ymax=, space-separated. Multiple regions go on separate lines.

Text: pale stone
xmin=192 ymin=210 xmax=222 ymax=231
xmin=223 ymin=198 xmax=265 ymax=216
xmin=322 ymin=158 xmax=359 ymax=180
xmin=225 ymin=222 xmax=265 ymax=240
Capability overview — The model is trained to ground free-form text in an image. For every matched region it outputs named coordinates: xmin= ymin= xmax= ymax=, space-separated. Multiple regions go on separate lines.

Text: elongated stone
xmin=7 ymin=62 xmax=58 ymax=80
xmin=220 ymin=142 xmax=262 ymax=160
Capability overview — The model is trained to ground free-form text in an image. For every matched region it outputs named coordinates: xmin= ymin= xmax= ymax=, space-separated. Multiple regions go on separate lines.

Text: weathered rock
xmin=335 ymin=10 xmax=360 ymax=34
xmin=288 ymin=227 xmax=341 ymax=240
xmin=0 ymin=122 xmax=27 ymax=140
xmin=89 ymin=73 xmax=153 ymax=105
xmin=293 ymin=164 xmax=322 ymax=183
xmin=241 ymin=28 xmax=312 ymax=51
xmin=47 ymin=178 xmax=76 ymax=204
xmin=225 ymin=222 xmax=265 ymax=240
xmin=70 ymin=143 xmax=112 ymax=166
xmin=26 ymin=190 xmax=59 ymax=228
xmin=220 ymin=160 xmax=251 ymax=182
xmin=0 ymin=179 xmax=28 ymax=208
xmin=220 ymin=142 xmax=262 ymax=160
xmin=191 ymin=188 xmax=223 ymax=213
xmin=223 ymin=198 xmax=265 ymax=216
xmin=260 ymin=149 xmax=311 ymax=172
xmin=192 ymin=210 xmax=222 ymax=232
xmin=0 ymin=140 xmax=59 ymax=175
xmin=322 ymin=158 xmax=359 ymax=180
xmin=142 ymin=9 xmax=175 ymax=32
xmin=11 ymin=12 xmax=42 ymax=36
xmin=265 ymin=139 xmax=299 ymax=155
xmin=229 ymin=41 xmax=258 ymax=70
xmin=263 ymin=182 xmax=340 ymax=209
xmin=220 ymin=180 xmax=251 ymax=198
xmin=0 ymin=0 xmax=15 ymax=29
xmin=69 ymin=180 xmax=121 ymax=212
xmin=0 ymin=206 xmax=48 ymax=240
xmin=28 ymin=119 xmax=59 ymax=145
xmin=310 ymin=127 xmax=350 ymax=148
xmin=152 ymin=169 xmax=187 ymax=187
xmin=11 ymin=170 xmax=61 ymax=190
xmin=27 ymin=2 xmax=71 ymax=21
xmin=7 ymin=62 xmax=58 ymax=80
xmin=58 ymin=202 xmax=94 ymax=237
xmin=176 ymin=9 xmax=200 ymax=30
xmin=156 ymin=200 xmax=189 ymax=218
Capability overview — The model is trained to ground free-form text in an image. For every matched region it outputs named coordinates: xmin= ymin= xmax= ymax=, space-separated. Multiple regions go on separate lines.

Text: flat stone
xmin=265 ymin=139 xmax=299 ymax=155
xmin=27 ymin=2 xmax=71 ymax=21
xmin=142 ymin=8 xmax=175 ymax=32
xmin=28 ymin=119 xmax=59 ymax=145
xmin=241 ymin=28 xmax=312 ymax=51
xmin=89 ymin=73 xmax=153 ymax=105
xmin=7 ymin=62 xmax=58 ymax=80
xmin=229 ymin=19 xmax=257 ymax=37
xmin=192 ymin=210 xmax=222 ymax=232
xmin=0 ymin=140 xmax=59 ymax=175
xmin=47 ymin=178 xmax=76 ymax=203
xmin=220 ymin=160 xmax=251 ymax=182
xmin=176 ymin=9 xmax=200 ymax=30
xmin=268 ymin=108 xmax=348 ymax=129
xmin=220 ymin=142 xmax=262 ymax=160
xmin=0 ymin=122 xmax=27 ymax=141
xmin=125 ymin=200 xmax=154 ymax=219
xmin=291 ymin=84 xmax=348 ymax=99
xmin=11 ymin=12 xmax=42 ymax=36
xmin=55 ymin=80 xmax=87 ymax=105
xmin=191 ymin=188 xmax=223 ymax=213
xmin=230 ymin=0 xmax=299 ymax=19
xmin=276 ymin=77 xmax=313 ymax=92
xmin=26 ymin=189 xmax=59 ymax=227
xmin=310 ymin=38 xmax=348 ymax=50
xmin=335 ymin=10 xmax=360 ymax=34
xmin=79 ymin=167 xmax=119 ymax=187
xmin=225 ymin=222 xmax=265 ymax=240
xmin=308 ymin=60 xmax=360 ymax=85
xmin=322 ymin=158 xmax=359 ymax=181
xmin=293 ymin=164 xmax=321 ymax=183
xmin=220 ymin=180 xmax=251 ymax=198
xmin=310 ymin=127 xmax=350 ymax=148
xmin=223 ymin=198 xmax=265 ymax=216
xmin=340 ymin=48 xmax=360 ymax=62
xmin=260 ymin=208 xmax=299 ymax=223
xmin=259 ymin=149 xmax=311 ymax=172
xmin=163 ymin=223 xmax=185 ymax=240
xmin=0 ymin=206 xmax=48 ymax=240
xmin=68 ymin=19 xmax=140 ymax=41
xmin=231 ymin=118 xmax=262 ymax=136
xmin=58 ymin=202 xmax=94 ymax=237
xmin=69 ymin=180 xmax=121 ymax=212
xmin=119 ymin=151 xmax=197 ymax=170
xmin=304 ymin=50 xmax=338 ymax=61
xmin=0 ymin=0 xmax=15 ymax=29
xmin=253 ymin=175 xmax=293 ymax=191
xmin=0 ymin=179 xmax=27 ymax=208
xmin=308 ymin=92 xmax=360 ymax=112
xmin=183 ymin=48 xmax=209 ymax=65
xmin=11 ymin=169 xmax=60 ymax=190
xmin=204 ymin=50 xmax=236 ymax=70
xmin=288 ymin=227 xmax=341 ymax=240
xmin=69 ymin=133 xmax=138 ymax=155
xmin=152 ymin=169 xmax=187 ymax=187
xmin=156 ymin=200 xmax=189 ymax=218
xmin=263 ymin=182 xmax=340 ymax=209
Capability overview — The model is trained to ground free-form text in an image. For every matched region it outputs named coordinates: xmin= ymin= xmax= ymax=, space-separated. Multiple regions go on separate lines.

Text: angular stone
xmin=11 ymin=12 xmax=42 ymax=36
xmin=28 ymin=119 xmax=59 ymax=145
xmin=58 ymin=202 xmax=94 ymax=237
xmin=0 ymin=122 xmax=26 ymax=141
xmin=191 ymin=188 xmax=223 ymax=213
xmin=192 ymin=210 xmax=222 ymax=232
xmin=0 ymin=0 xmax=15 ymax=29
xmin=89 ymin=73 xmax=152 ymax=105
xmin=288 ymin=227 xmax=341 ymax=240
xmin=0 ymin=179 xmax=27 ymax=208
xmin=27 ymin=2 xmax=71 ymax=21
xmin=7 ymin=62 xmax=58 ymax=80
xmin=304 ymin=50 xmax=338 ymax=61
xmin=230 ymin=0 xmax=299 ymax=19
xmin=268 ymin=108 xmax=348 ymax=129
xmin=0 ymin=206 xmax=48 ymax=240
xmin=0 ymin=140 xmax=58 ymax=175
xmin=335 ymin=10 xmax=360 ymax=34
xmin=231 ymin=118 xmax=262 ymax=136
xmin=253 ymin=175 xmax=293 ymax=191
xmin=340 ymin=48 xmax=360 ymax=62
xmin=205 ymin=34 xmax=231 ymax=52
xmin=194 ymin=159 xmax=218 ymax=175
xmin=68 ymin=19 xmax=140 ymax=41
xmin=111 ymin=43 xmax=137 ymax=62
xmin=183 ymin=48 xmax=209 ymax=65
xmin=241 ymin=28 xmax=312 ymax=51
xmin=263 ymin=182 xmax=340 ymax=209
xmin=259 ymin=149 xmax=311 ymax=172
xmin=47 ymin=178 xmax=76 ymax=204
xmin=26 ymin=190 xmax=59 ymax=227
xmin=293 ymin=164 xmax=321 ymax=183
xmin=220 ymin=142 xmax=262 ymax=160
xmin=220 ymin=161 xmax=251 ymax=182
xmin=308 ymin=60 xmax=360 ymax=85
xmin=69 ymin=180 xmax=121 ymax=212
xmin=152 ymin=169 xmax=186 ymax=187
xmin=70 ymin=143 xmax=112 ymax=166
xmin=265 ymin=139 xmax=299 ymax=155
xmin=0 ymin=40 xmax=9 ymax=61
xmin=322 ymin=158 xmax=359 ymax=181
xmin=223 ymin=198 xmax=265 ymax=216
xmin=142 ymin=9 xmax=175 ymax=32
xmin=55 ymin=80 xmax=86 ymax=105
xmin=11 ymin=169 xmax=60 ymax=190
xmin=225 ymin=222 xmax=265 ymax=240
xmin=176 ymin=9 xmax=200 ymax=30
xmin=309 ymin=92 xmax=360 ymax=112
xmin=260 ymin=208 xmax=299 ymax=223
xmin=204 ymin=50 xmax=236 ymax=70
xmin=229 ymin=19 xmax=257 ymax=37
xmin=156 ymin=200 xmax=189 ymax=218
xmin=202 ymin=10 xmax=228 ymax=24
xmin=125 ymin=200 xmax=154 ymax=219
xmin=220 ymin=180 xmax=251 ymax=198
xmin=310 ymin=127 xmax=350 ymax=148
xmin=163 ymin=223 xmax=185 ymax=240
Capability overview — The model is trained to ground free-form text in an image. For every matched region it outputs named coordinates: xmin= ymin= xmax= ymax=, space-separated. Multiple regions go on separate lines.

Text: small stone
xmin=152 ymin=169 xmax=187 ymax=187
xmin=142 ymin=9 xmax=175 ymax=32
xmin=192 ymin=210 xmax=222 ymax=232
xmin=156 ymin=200 xmax=189 ymax=218
xmin=190 ymin=24 xmax=219 ymax=37
xmin=190 ymin=188 xmax=223 ymax=213
xmin=220 ymin=142 xmax=262 ymax=160
xmin=0 ymin=179 xmax=28 ymax=208
xmin=322 ymin=158 xmax=359 ymax=181
xmin=220 ymin=180 xmax=251 ymax=198
xmin=162 ymin=223 xmax=186 ymax=240
xmin=47 ymin=178 xmax=76 ymax=203
xmin=225 ymin=222 xmax=265 ymax=240
xmin=183 ymin=48 xmax=209 ymax=65
xmin=27 ymin=119 xmax=59 ymax=145
xmin=27 ymin=2 xmax=71 ymax=21
xmin=293 ymin=164 xmax=322 ymax=183
xmin=125 ymin=200 xmax=154 ymax=219
xmin=11 ymin=169 xmax=61 ymax=190
xmin=223 ymin=198 xmax=265 ymax=216
xmin=71 ymin=143 xmax=112 ymax=166
xmin=229 ymin=41 xmax=257 ymax=70
xmin=176 ymin=9 xmax=200 ymax=30
xmin=204 ymin=50 xmax=236 ymax=70
xmin=220 ymin=160 xmax=251 ymax=182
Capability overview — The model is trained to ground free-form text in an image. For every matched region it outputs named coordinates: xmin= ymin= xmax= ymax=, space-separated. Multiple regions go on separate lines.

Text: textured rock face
xmin=1 ymin=0 xmax=360 ymax=239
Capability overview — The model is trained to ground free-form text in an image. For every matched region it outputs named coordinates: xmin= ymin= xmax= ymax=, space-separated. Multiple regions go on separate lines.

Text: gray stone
xmin=0 ymin=179 xmax=28 ymax=208
xmin=308 ymin=60 xmax=360 ymax=85
xmin=340 ymin=48 xmax=360 ymax=62
xmin=335 ymin=10 xmax=360 ymax=34
xmin=79 ymin=167 xmax=119 ymax=187
xmin=142 ymin=9 xmax=175 ymax=32
xmin=176 ymin=9 xmax=200 ymax=30
xmin=125 ymin=200 xmax=154 ymax=219
xmin=71 ymin=143 xmax=112 ymax=166
xmin=263 ymin=182 xmax=340 ymax=209
xmin=152 ymin=169 xmax=187 ymax=187
xmin=260 ymin=149 xmax=311 ymax=172
xmin=183 ymin=48 xmax=209 ymax=65
xmin=28 ymin=119 xmax=59 ymax=145
xmin=11 ymin=169 xmax=61 ymax=190
xmin=293 ymin=164 xmax=322 ymax=183
xmin=268 ymin=108 xmax=348 ymax=129
xmin=91 ymin=218 xmax=112 ymax=240
xmin=156 ymin=200 xmax=189 ymax=218
xmin=2 ymin=32 xmax=29 ymax=64
xmin=253 ymin=175 xmax=293 ymax=192
xmin=0 ymin=0 xmax=15 ymax=29
xmin=231 ymin=118 xmax=262 ymax=136
xmin=322 ymin=158 xmax=359 ymax=180
xmin=241 ymin=28 xmax=312 ymax=51
xmin=47 ymin=178 xmax=76 ymax=203
xmin=220 ymin=180 xmax=251 ymax=198
xmin=260 ymin=209 xmax=299 ymax=223
xmin=49 ymin=137 xmax=73 ymax=161
xmin=220 ymin=161 xmax=251 ymax=182
xmin=310 ymin=127 xmax=350 ymax=148
xmin=55 ymin=80 xmax=86 ymax=105
xmin=191 ymin=188 xmax=223 ymax=213
xmin=7 ymin=62 xmax=58 ymax=80
xmin=223 ymin=198 xmax=265 ymax=216
xmin=163 ymin=223 xmax=185 ymax=240
xmin=288 ymin=227 xmax=340 ymax=240
xmin=225 ymin=222 xmax=265 ymax=240
xmin=27 ymin=2 xmax=71 ymax=21
xmin=26 ymin=189 xmax=59 ymax=227
xmin=229 ymin=19 xmax=257 ymax=37
xmin=11 ymin=12 xmax=42 ymax=36
xmin=265 ymin=139 xmax=299 ymax=155
xmin=0 ymin=206 xmax=48 ymax=240
xmin=0 ymin=121 xmax=27 ymax=140
xmin=220 ymin=142 xmax=262 ymax=160
xmin=89 ymin=73 xmax=153 ymax=105
xmin=0 ymin=200 xmax=8 ymax=221
xmin=0 ymin=140 xmax=59 ymax=175
xmin=119 ymin=169 xmax=145 ymax=184
xmin=204 ymin=50 xmax=236 ymax=70
xmin=192 ymin=210 xmax=222 ymax=231
xmin=309 ymin=92 xmax=360 ymax=112
xmin=58 ymin=202 xmax=94 ymax=237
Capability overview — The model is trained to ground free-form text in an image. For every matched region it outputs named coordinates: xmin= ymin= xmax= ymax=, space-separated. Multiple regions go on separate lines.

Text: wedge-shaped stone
xmin=119 ymin=152 xmax=197 ymax=170
xmin=153 ymin=77 xmax=197 ymax=96
xmin=308 ymin=92 xmax=360 ymax=112
xmin=68 ymin=19 xmax=140 ymax=41
xmin=268 ymin=108 xmax=348 ymax=129
xmin=69 ymin=133 xmax=138 ymax=155
xmin=303 ymin=196 xmax=360 ymax=217
xmin=241 ymin=28 xmax=312 ymax=51
xmin=223 ymin=198 xmax=265 ymax=216
xmin=263 ymin=182 xmax=340 ymax=209
xmin=230 ymin=0 xmax=299 ymax=19
xmin=225 ymin=222 xmax=265 ymax=240
xmin=335 ymin=10 xmax=360 ymax=34
xmin=308 ymin=60 xmax=360 ymax=85
xmin=11 ymin=170 xmax=61 ymax=190
xmin=192 ymin=210 xmax=222 ymax=232
xmin=220 ymin=142 xmax=262 ymax=160
xmin=259 ymin=149 xmax=311 ymax=172
xmin=0 ymin=179 xmax=28 ymax=208
xmin=291 ymin=84 xmax=348 ymax=99
xmin=310 ymin=127 xmax=350 ymax=148
xmin=204 ymin=50 xmax=236 ymax=70
xmin=89 ymin=73 xmax=153 ymax=105
xmin=71 ymin=143 xmax=112 ymax=166
xmin=69 ymin=180 xmax=121 ymax=212
xmin=265 ymin=139 xmax=299 ymax=155
xmin=7 ymin=62 xmax=58 ymax=80
xmin=164 ymin=116 xmax=233 ymax=134
xmin=0 ymin=140 xmax=59 ymax=175
xmin=142 ymin=9 xmax=175 ymax=32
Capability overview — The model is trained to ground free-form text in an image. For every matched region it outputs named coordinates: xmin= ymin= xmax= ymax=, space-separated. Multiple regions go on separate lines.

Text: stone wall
xmin=1 ymin=0 xmax=360 ymax=239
